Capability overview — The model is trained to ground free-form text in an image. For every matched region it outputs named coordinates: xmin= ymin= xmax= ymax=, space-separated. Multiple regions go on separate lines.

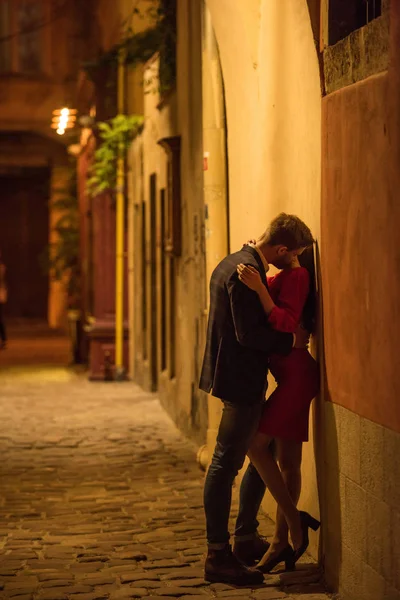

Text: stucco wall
xmin=128 ymin=0 xmax=208 ymax=444
xmin=322 ymin=72 xmax=399 ymax=433
xmin=206 ymin=0 xmax=322 ymax=558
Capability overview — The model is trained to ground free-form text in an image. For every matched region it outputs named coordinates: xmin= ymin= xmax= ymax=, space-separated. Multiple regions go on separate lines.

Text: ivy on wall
xmin=83 ymin=0 xmax=177 ymax=95
xmin=87 ymin=114 xmax=143 ymax=197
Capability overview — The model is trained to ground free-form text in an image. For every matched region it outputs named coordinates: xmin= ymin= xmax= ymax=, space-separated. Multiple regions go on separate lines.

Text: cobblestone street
xmin=0 ymin=337 xmax=332 ymax=600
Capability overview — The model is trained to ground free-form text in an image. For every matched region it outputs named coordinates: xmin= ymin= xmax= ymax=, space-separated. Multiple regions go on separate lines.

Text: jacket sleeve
xmin=227 ymin=274 xmax=293 ymax=355
xmin=268 ymin=269 xmax=310 ymax=333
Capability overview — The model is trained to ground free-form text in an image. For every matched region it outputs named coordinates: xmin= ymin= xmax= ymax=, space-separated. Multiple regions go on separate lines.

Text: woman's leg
xmin=247 ymin=432 xmax=302 ymax=549
xmin=260 ymin=439 xmax=303 ymax=561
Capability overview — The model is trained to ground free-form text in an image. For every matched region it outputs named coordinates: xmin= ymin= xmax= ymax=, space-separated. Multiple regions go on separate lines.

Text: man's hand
xmin=294 ymin=325 xmax=310 ymax=349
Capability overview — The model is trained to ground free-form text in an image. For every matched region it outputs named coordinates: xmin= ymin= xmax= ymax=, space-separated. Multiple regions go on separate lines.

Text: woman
xmin=237 ymin=246 xmax=320 ymax=572
xmin=0 ymin=251 xmax=7 ymax=349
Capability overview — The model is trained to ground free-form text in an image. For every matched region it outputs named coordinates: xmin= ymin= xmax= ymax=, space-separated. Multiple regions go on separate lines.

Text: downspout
xmin=115 ymin=48 xmax=126 ymax=380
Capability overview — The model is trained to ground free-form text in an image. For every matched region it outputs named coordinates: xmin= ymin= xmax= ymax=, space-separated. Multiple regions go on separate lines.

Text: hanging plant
xmin=82 ymin=0 xmax=177 ymax=96
xmin=87 ymin=114 xmax=144 ymax=197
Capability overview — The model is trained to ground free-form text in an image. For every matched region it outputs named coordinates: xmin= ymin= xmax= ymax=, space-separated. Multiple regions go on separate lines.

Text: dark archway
xmin=0 ymin=131 xmax=69 ymax=321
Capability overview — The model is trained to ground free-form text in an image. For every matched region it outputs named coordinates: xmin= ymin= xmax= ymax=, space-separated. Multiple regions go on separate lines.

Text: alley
xmin=0 ymin=359 xmax=331 ymax=600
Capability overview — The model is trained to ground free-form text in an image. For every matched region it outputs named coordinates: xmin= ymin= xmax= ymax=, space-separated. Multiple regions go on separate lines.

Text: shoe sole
xmin=204 ymin=572 xmax=264 ymax=586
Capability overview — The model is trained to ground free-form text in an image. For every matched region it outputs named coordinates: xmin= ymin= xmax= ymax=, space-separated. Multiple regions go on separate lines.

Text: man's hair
xmin=261 ymin=213 xmax=314 ymax=250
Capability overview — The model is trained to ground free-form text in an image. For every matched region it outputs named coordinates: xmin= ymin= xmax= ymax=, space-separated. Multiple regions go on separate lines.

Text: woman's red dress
xmin=257 ymin=267 xmax=319 ymax=442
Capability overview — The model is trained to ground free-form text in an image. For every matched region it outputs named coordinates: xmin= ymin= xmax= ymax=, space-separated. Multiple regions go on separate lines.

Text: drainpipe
xmin=115 ymin=48 xmax=126 ymax=380
xmin=201 ymin=2 xmax=229 ymax=466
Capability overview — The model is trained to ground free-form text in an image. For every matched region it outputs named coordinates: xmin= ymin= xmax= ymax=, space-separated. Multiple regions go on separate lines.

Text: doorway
xmin=0 ymin=166 xmax=50 ymax=320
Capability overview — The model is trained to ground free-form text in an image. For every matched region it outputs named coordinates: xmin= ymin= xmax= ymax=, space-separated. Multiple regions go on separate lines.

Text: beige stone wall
xmin=127 ymin=0 xmax=208 ymax=443
xmin=323 ymin=402 xmax=400 ymax=599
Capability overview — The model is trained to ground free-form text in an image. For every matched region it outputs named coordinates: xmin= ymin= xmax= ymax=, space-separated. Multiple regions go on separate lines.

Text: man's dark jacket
xmin=199 ymin=245 xmax=293 ymax=404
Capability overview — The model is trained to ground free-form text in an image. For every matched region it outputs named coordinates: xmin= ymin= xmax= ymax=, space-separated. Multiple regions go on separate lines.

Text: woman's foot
xmin=233 ymin=534 xmax=270 ymax=566
xmin=257 ymin=541 xmax=295 ymax=573
xmin=287 ymin=511 xmax=303 ymax=551
xmin=288 ymin=511 xmax=320 ymax=562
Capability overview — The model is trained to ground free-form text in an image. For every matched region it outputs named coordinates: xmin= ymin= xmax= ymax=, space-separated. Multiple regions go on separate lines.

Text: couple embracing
xmin=199 ymin=213 xmax=320 ymax=585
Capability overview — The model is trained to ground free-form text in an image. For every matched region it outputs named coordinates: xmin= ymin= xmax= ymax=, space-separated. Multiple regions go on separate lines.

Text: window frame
xmin=0 ymin=0 xmax=51 ymax=76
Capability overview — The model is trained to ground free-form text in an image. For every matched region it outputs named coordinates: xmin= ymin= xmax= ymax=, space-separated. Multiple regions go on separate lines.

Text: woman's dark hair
xmin=299 ymin=246 xmax=317 ymax=334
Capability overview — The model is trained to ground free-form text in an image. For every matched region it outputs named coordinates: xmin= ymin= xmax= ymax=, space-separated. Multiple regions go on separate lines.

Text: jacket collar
xmin=243 ymin=245 xmax=269 ymax=285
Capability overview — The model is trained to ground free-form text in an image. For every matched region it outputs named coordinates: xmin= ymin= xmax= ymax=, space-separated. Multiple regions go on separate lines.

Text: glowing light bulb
xmin=57 ymin=128 xmax=65 ymax=135
xmin=60 ymin=107 xmax=69 ymax=116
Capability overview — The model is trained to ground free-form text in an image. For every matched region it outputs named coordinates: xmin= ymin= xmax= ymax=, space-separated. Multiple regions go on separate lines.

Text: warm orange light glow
xmin=51 ymin=107 xmax=77 ymax=136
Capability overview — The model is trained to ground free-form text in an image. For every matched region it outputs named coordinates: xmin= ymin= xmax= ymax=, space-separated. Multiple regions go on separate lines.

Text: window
xmin=0 ymin=0 xmax=45 ymax=74
xmin=158 ymin=0 xmax=177 ymax=92
xmin=329 ymin=0 xmax=382 ymax=45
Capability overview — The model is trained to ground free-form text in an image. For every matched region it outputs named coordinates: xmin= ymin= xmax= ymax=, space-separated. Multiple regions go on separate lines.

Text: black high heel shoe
xmin=257 ymin=545 xmax=295 ymax=573
xmin=293 ymin=511 xmax=320 ymax=563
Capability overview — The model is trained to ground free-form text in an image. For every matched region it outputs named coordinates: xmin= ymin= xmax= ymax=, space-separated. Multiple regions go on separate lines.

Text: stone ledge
xmin=323 ymin=14 xmax=389 ymax=95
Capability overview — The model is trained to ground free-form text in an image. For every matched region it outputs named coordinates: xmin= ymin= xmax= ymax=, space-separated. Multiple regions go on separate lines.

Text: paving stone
xmin=79 ymin=575 xmax=116 ymax=586
xmin=291 ymin=596 xmax=332 ymax=600
xmin=36 ymin=590 xmax=69 ymax=599
xmin=146 ymin=597 xmax=177 ymax=600
xmin=115 ymin=551 xmax=148 ymax=561
xmin=209 ymin=583 xmax=236 ymax=592
xmin=62 ymin=585 xmax=95 ymax=594
xmin=180 ymin=597 xmax=211 ymax=600
xmin=112 ymin=588 xmax=148 ymax=598
xmin=145 ymin=560 xmax=189 ymax=570
xmin=69 ymin=562 xmax=107 ymax=571
xmin=251 ymin=590 xmax=288 ymax=599
xmin=65 ymin=593 xmax=109 ymax=600
xmin=0 ymin=368 xmax=329 ymax=600
xmin=151 ymin=589 xmax=208 ymax=597
xmin=218 ymin=590 xmax=256 ymax=597
xmin=131 ymin=580 xmax=164 ymax=588
xmin=120 ymin=573 xmax=160 ymax=583
xmin=40 ymin=579 xmax=75 ymax=588
xmin=169 ymin=579 xmax=208 ymax=587
xmin=3 ymin=585 xmax=38 ymax=597
xmin=160 ymin=568 xmax=204 ymax=581
xmin=101 ymin=565 xmax=140 ymax=575
xmin=37 ymin=571 xmax=77 ymax=582
xmin=182 ymin=549 xmax=205 ymax=558
xmin=109 ymin=590 xmax=148 ymax=599
xmin=145 ymin=552 xmax=177 ymax=561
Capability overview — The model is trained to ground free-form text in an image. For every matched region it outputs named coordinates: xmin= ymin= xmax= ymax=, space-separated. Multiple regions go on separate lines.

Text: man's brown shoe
xmin=204 ymin=544 xmax=264 ymax=586
xmin=233 ymin=535 xmax=271 ymax=566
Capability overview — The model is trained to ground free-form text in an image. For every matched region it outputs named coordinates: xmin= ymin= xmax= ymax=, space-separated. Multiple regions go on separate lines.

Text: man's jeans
xmin=203 ymin=400 xmax=267 ymax=547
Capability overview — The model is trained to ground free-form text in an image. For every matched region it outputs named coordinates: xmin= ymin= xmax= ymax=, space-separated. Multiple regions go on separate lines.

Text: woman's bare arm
xmin=237 ymin=264 xmax=275 ymax=315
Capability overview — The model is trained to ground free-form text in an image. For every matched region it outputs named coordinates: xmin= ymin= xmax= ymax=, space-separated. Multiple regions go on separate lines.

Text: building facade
xmin=126 ymin=1 xmax=400 ymax=599
xmin=0 ymin=0 xmax=93 ymax=328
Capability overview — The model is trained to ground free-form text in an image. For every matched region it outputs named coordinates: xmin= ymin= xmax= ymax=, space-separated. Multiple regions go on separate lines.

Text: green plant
xmin=40 ymin=170 xmax=80 ymax=307
xmin=82 ymin=0 xmax=177 ymax=96
xmin=87 ymin=114 xmax=143 ymax=197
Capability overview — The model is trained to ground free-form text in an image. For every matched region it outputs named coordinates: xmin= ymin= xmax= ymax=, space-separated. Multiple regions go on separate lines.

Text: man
xmin=199 ymin=213 xmax=314 ymax=585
